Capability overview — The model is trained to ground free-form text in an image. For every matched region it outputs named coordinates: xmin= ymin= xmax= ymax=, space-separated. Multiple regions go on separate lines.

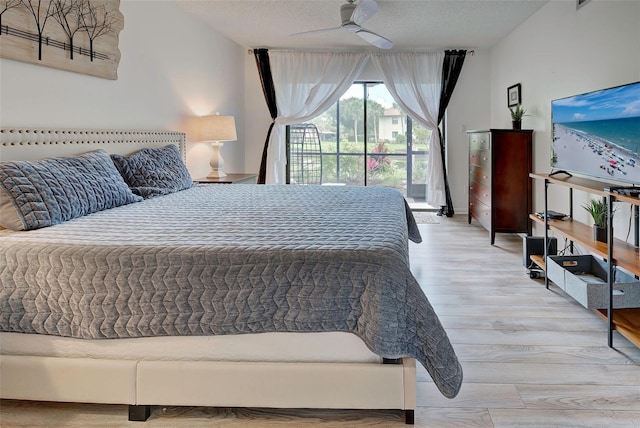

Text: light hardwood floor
xmin=1 ymin=215 xmax=639 ymax=427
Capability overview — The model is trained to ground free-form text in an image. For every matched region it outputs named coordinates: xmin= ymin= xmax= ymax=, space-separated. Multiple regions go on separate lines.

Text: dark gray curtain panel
xmin=437 ymin=50 xmax=467 ymax=217
xmin=253 ymin=49 xmax=278 ymax=185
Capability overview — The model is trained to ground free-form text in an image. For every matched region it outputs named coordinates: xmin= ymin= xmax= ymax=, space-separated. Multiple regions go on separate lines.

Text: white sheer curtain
xmin=370 ymin=52 xmax=445 ymax=206
xmin=266 ymin=51 xmax=369 ymax=184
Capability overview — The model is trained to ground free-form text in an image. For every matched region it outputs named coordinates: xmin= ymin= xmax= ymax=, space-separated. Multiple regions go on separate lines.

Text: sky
xmin=341 ymin=83 xmax=395 ymax=109
xmin=552 ymin=81 xmax=640 ymax=123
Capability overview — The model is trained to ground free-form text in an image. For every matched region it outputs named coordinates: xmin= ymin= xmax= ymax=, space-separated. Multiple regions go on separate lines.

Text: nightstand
xmin=194 ymin=174 xmax=257 ymax=184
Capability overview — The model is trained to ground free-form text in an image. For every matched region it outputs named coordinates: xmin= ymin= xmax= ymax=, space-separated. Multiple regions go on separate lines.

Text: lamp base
xmin=208 ymin=141 xmax=226 ymax=179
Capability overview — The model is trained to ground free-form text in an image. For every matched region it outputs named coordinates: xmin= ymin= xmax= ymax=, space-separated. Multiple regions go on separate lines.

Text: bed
xmin=0 ymin=129 xmax=462 ymax=424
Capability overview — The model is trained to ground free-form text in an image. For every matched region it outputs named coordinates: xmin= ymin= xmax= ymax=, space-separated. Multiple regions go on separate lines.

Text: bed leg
xmin=129 ymin=405 xmax=151 ymax=422
xmin=405 ymin=409 xmax=415 ymax=424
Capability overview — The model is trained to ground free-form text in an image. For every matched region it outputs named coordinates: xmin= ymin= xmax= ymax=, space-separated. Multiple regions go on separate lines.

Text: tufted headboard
xmin=0 ymin=129 xmax=186 ymax=163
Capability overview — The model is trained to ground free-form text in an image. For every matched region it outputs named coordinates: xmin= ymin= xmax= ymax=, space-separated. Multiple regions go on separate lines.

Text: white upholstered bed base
xmin=1 ymin=344 xmax=416 ymax=421
xmin=0 ymin=129 xmax=417 ymax=424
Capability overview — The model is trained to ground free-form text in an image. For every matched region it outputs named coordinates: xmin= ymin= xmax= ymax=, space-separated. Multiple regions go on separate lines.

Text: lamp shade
xmin=200 ymin=115 xmax=237 ymax=142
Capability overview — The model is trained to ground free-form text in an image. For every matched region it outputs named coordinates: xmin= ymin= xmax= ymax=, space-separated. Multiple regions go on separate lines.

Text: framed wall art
xmin=0 ymin=0 xmax=124 ymax=80
xmin=507 ymin=83 xmax=521 ymax=107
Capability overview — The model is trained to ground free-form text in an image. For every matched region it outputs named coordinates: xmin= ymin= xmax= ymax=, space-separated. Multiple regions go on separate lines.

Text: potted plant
xmin=582 ymin=198 xmax=611 ymax=243
xmin=509 ymin=104 xmax=527 ymax=130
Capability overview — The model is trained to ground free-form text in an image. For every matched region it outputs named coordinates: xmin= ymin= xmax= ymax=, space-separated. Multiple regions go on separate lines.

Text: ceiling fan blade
xmin=351 ymin=0 xmax=378 ymax=25
xmin=290 ymin=27 xmax=342 ymax=37
xmin=356 ymin=28 xmax=393 ymax=49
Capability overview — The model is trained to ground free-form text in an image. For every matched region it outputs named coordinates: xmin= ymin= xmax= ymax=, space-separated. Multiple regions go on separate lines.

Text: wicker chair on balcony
xmin=288 ymin=123 xmax=322 ymax=185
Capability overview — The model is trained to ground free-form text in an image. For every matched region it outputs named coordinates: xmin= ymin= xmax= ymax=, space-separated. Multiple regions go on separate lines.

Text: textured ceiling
xmin=176 ymin=0 xmax=549 ymax=51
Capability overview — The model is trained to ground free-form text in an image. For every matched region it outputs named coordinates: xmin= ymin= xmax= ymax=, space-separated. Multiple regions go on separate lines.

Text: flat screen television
xmin=551 ymin=81 xmax=640 ymax=184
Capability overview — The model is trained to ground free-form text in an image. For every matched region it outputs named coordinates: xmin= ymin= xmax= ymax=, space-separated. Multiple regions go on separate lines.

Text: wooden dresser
xmin=468 ymin=129 xmax=533 ymax=244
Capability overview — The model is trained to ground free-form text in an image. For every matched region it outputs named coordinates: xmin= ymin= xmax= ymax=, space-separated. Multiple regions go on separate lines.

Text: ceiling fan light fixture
xmin=343 ymin=22 xmax=360 ymax=32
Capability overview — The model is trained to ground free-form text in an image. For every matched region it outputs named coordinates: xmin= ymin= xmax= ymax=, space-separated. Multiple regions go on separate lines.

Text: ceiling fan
xmin=291 ymin=0 xmax=393 ymax=49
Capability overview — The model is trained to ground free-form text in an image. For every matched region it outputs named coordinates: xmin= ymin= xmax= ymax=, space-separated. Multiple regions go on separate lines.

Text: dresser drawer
xmin=469 ymin=196 xmax=491 ymax=231
xmin=469 ymin=133 xmax=490 ymax=151
xmin=470 ymin=164 xmax=492 ymax=187
xmin=469 ymin=180 xmax=491 ymax=207
xmin=469 ymin=149 xmax=491 ymax=169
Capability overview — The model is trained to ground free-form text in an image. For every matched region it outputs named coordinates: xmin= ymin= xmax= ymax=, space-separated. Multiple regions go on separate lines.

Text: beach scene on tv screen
xmin=552 ymin=82 xmax=640 ymax=184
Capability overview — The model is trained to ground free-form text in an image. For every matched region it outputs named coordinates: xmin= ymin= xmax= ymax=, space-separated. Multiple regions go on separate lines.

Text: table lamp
xmin=199 ymin=114 xmax=237 ymax=178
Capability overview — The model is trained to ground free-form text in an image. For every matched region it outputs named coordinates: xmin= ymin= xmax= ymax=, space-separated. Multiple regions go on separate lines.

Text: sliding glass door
xmin=287 ymin=82 xmax=432 ymax=200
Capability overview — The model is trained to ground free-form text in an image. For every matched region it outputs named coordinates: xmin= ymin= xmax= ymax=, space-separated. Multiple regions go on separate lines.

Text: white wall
xmin=0 ymin=0 xmax=246 ymax=179
xmin=489 ymin=0 xmax=640 ymax=236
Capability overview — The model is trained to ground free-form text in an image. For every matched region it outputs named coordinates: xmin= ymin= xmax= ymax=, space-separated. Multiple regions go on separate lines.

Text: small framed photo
xmin=507 ymin=83 xmax=521 ymax=107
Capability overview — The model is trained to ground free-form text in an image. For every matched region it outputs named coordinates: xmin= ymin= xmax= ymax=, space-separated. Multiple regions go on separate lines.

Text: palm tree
xmin=366 ymin=99 xmax=384 ymax=145
xmin=340 ymin=97 xmax=363 ymax=144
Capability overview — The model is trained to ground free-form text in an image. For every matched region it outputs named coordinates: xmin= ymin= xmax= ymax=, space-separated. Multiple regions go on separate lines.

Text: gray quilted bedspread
xmin=0 ymin=185 xmax=462 ymax=398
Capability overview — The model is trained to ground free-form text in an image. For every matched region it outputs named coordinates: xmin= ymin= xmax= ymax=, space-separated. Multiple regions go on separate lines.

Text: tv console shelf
xmin=528 ymin=215 xmax=640 ymax=274
xmin=530 ymin=173 xmax=640 ymax=349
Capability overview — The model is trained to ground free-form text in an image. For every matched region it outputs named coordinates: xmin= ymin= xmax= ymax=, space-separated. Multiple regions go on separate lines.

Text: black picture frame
xmin=507 ymin=83 xmax=521 ymax=107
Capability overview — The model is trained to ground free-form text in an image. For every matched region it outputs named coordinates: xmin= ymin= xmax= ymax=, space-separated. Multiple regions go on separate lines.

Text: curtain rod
xmin=247 ymin=49 xmax=475 ymax=56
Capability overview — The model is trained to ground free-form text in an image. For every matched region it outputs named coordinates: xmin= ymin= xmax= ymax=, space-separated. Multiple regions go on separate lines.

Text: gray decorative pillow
xmin=111 ymin=144 xmax=194 ymax=199
xmin=0 ymin=150 xmax=143 ymax=231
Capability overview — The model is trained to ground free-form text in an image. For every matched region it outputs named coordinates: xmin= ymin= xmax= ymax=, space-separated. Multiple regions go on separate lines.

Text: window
xmin=286 ymin=82 xmax=432 ymax=199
